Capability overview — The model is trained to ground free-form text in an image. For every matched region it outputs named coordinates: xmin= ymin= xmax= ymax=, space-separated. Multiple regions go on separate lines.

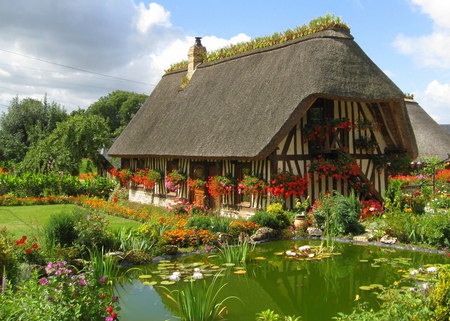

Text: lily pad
xmin=222 ymin=263 xmax=236 ymax=267
xmin=234 ymin=270 xmax=247 ymax=275
xmin=160 ymin=280 xmax=176 ymax=285
xmin=143 ymin=281 xmax=157 ymax=286
xmin=138 ymin=275 xmax=153 ymax=279
xmin=254 ymin=256 xmax=267 ymax=260
xmin=359 ymin=285 xmax=374 ymax=291
xmin=359 ymin=259 xmax=369 ymax=263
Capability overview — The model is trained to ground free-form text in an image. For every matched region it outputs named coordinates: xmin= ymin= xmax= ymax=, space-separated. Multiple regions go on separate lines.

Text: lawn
xmin=0 ymin=204 xmax=141 ymax=239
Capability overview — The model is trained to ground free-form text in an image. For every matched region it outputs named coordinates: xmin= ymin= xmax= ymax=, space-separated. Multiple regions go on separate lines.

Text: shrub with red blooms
xmin=13 ymin=235 xmax=44 ymax=265
xmin=268 ymin=171 xmax=308 ymax=199
xmin=360 ymin=200 xmax=383 ymax=220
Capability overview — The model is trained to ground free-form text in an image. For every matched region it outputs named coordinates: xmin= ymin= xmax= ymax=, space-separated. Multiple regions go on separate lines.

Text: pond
xmin=115 ymin=239 xmax=448 ymax=321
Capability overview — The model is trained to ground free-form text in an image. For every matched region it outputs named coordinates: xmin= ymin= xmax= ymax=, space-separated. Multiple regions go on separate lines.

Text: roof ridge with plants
xmin=165 ymin=14 xmax=350 ymax=73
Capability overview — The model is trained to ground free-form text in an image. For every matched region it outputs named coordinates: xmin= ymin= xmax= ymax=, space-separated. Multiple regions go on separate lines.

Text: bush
xmin=44 ymin=208 xmax=85 ymax=250
xmin=186 ymin=215 xmax=212 ymax=230
xmin=332 ymin=192 xmax=365 ymax=236
xmin=250 ymin=211 xmax=284 ymax=230
xmin=429 ymin=264 xmax=450 ymax=320
xmin=0 ymin=228 xmax=17 ymax=284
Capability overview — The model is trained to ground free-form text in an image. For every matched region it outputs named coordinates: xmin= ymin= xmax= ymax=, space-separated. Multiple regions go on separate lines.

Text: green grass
xmin=0 ymin=204 xmax=140 ymax=239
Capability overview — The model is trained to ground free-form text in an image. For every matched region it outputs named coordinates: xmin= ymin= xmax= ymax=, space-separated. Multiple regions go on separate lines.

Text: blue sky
xmin=1 ymin=0 xmax=449 ymax=123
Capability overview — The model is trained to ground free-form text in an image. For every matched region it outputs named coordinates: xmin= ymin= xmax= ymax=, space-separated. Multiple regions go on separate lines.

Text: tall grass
xmin=218 ymin=239 xmax=254 ymax=266
xmin=160 ymin=273 xmax=239 ymax=321
xmin=88 ymin=247 xmax=120 ymax=286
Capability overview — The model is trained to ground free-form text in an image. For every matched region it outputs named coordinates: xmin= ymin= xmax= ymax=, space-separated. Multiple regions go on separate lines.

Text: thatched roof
xmin=108 ymin=28 xmax=412 ymax=160
xmin=405 ymin=99 xmax=450 ymax=161
xmin=441 ymin=124 xmax=450 ymax=134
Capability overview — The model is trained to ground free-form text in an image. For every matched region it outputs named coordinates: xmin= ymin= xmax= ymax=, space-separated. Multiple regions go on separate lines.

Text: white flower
xmin=169 ymin=271 xmax=181 ymax=281
xmin=285 ymin=250 xmax=297 ymax=256
xmin=298 ymin=245 xmax=311 ymax=253
xmin=410 ymin=269 xmax=419 ymax=275
xmin=426 ymin=266 xmax=438 ymax=274
xmin=193 ymin=272 xmax=203 ymax=279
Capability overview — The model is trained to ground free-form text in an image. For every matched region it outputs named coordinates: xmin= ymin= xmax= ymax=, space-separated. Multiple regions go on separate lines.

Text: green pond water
xmin=115 ymin=239 xmax=449 ymax=321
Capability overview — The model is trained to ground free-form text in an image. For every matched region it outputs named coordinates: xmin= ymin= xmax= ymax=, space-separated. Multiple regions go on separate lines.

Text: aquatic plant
xmin=159 ymin=273 xmax=239 ymax=321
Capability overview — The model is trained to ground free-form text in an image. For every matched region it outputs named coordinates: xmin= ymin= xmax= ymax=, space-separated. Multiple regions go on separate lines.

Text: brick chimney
xmin=187 ymin=37 xmax=206 ymax=80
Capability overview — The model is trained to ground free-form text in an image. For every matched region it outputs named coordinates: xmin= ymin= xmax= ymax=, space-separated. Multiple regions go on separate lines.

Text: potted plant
xmin=268 ymin=171 xmax=308 ymax=200
xmin=206 ymin=175 xmax=236 ymax=198
xmin=187 ymin=178 xmax=206 ymax=190
xmin=237 ymin=174 xmax=267 ymax=197
xmin=165 ymin=170 xmax=187 ymax=192
xmin=132 ymin=168 xmax=162 ymax=189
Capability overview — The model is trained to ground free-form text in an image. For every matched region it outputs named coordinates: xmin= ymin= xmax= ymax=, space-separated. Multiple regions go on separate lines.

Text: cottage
xmin=108 ymin=22 xmax=417 ymax=213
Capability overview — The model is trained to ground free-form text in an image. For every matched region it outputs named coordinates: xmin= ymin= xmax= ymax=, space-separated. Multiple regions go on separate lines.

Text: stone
xmin=217 ymin=232 xmax=234 ymax=245
xmin=250 ymin=227 xmax=277 ymax=242
xmin=380 ymin=235 xmax=397 ymax=244
xmin=307 ymin=227 xmax=323 ymax=237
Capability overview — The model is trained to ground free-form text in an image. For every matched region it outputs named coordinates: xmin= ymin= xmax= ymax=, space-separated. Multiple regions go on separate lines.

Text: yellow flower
xmin=355 ymin=294 xmax=360 ymax=301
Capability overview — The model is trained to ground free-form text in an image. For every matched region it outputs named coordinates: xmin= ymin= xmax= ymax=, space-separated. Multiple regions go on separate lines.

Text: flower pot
xmin=294 ymin=213 xmax=308 ymax=231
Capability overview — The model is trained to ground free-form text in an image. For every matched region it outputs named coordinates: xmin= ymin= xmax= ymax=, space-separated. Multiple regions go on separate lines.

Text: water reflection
xmin=116 ymin=240 xmax=448 ymax=321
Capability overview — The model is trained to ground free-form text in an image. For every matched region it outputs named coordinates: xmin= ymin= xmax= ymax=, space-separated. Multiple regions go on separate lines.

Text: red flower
xmin=106 ymin=306 xmax=114 ymax=313
xmin=110 ymin=312 xmax=117 ymax=319
xmin=26 ymin=248 xmax=31 ymax=254
xmin=32 ymin=243 xmax=38 ymax=249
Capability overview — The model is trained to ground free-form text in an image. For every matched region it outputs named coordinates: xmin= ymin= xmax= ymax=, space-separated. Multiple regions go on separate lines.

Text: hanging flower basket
xmin=206 ymin=175 xmax=236 ymax=198
xmin=356 ymin=119 xmax=382 ymax=132
xmin=110 ymin=168 xmax=133 ymax=185
xmin=308 ymin=151 xmax=360 ymax=179
xmin=302 ymin=118 xmax=353 ymax=143
xmin=354 ymin=136 xmax=379 ymax=153
xmin=237 ymin=175 xmax=268 ymax=197
xmin=268 ymin=171 xmax=308 ymax=199
xmin=132 ymin=168 xmax=162 ymax=189
xmin=165 ymin=170 xmax=187 ymax=192
xmin=188 ymin=178 xmax=206 ymax=190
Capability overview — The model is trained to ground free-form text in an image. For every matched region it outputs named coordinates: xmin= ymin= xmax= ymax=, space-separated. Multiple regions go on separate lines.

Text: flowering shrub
xmin=237 ymin=175 xmax=267 ymax=197
xmin=188 ymin=178 xmax=206 ymax=190
xmin=206 ymin=175 xmax=236 ymax=197
xmin=360 ymin=200 xmax=383 ymax=220
xmin=13 ymin=235 xmax=44 ymax=265
xmin=132 ymin=168 xmax=162 ymax=189
xmin=308 ymin=152 xmax=360 ymax=179
xmin=165 ymin=170 xmax=187 ymax=192
xmin=166 ymin=199 xmax=209 ymax=216
xmin=436 ymin=169 xmax=450 ymax=183
xmin=162 ymin=228 xmax=217 ymax=248
xmin=228 ymin=220 xmax=260 ymax=237
xmin=268 ymin=171 xmax=308 ymax=199
xmin=0 ymin=261 xmax=120 ymax=320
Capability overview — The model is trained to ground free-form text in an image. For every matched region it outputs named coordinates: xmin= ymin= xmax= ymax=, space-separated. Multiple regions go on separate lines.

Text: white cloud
xmin=135 ymin=2 xmax=172 ymax=33
xmin=414 ymin=80 xmax=450 ymax=124
xmin=394 ymin=0 xmax=450 ymax=69
xmin=411 ymin=0 xmax=450 ymax=28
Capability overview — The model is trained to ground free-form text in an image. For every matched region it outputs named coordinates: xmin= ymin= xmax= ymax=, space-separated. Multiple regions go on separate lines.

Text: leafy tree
xmin=86 ymin=90 xmax=147 ymax=137
xmin=18 ymin=113 xmax=110 ymax=175
xmin=0 ymin=96 xmax=68 ymax=166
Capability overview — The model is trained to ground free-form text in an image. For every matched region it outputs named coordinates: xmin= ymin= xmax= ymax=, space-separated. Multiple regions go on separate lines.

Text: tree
xmin=0 ymin=96 xmax=68 ymax=166
xmin=18 ymin=113 xmax=110 ymax=175
xmin=86 ymin=90 xmax=147 ymax=137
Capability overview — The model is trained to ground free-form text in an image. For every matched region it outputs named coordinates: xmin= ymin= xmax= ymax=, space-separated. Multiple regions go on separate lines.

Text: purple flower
xmin=99 ymin=276 xmax=106 ymax=283
xmin=48 ymin=295 xmax=53 ymax=302
xmin=105 ymin=317 xmax=113 ymax=321
xmin=39 ymin=277 xmax=48 ymax=286
xmin=79 ymin=279 xmax=87 ymax=286
xmin=46 ymin=262 xmax=54 ymax=270
xmin=111 ymin=295 xmax=119 ymax=302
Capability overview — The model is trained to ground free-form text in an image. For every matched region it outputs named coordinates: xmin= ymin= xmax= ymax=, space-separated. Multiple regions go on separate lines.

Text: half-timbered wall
xmin=125 ymin=98 xmax=406 ymax=211
xmin=274 ymin=98 xmax=391 ymax=206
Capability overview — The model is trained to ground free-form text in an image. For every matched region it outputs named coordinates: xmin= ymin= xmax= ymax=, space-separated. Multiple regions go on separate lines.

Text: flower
xmin=39 ymin=277 xmax=48 ymax=286
xmin=308 ymin=151 xmax=360 ymax=180
xmin=237 ymin=174 xmax=267 ymax=197
xmin=132 ymin=168 xmax=162 ymax=189
xmin=187 ymin=178 xmax=206 ymax=190
xmin=206 ymin=175 xmax=236 ymax=197
xmin=106 ymin=306 xmax=114 ymax=313
xmin=165 ymin=170 xmax=187 ymax=192
xmin=268 ymin=171 xmax=308 ymax=199
xmin=99 ymin=276 xmax=106 ymax=283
